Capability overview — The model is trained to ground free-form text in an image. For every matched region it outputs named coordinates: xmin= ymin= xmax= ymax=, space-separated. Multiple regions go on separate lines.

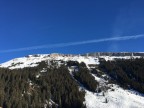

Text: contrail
xmin=0 ymin=34 xmax=144 ymax=53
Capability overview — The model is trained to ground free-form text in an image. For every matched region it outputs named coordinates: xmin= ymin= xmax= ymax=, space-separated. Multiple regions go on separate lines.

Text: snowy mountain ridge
xmin=0 ymin=53 xmax=142 ymax=69
xmin=0 ymin=53 xmax=99 ymax=69
xmin=0 ymin=53 xmax=144 ymax=108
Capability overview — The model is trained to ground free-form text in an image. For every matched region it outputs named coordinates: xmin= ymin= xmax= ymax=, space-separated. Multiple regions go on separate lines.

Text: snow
xmin=91 ymin=73 xmax=107 ymax=90
xmin=0 ymin=53 xmax=144 ymax=108
xmin=0 ymin=53 xmax=141 ymax=69
xmin=0 ymin=55 xmax=49 ymax=69
xmin=48 ymin=99 xmax=58 ymax=108
xmin=40 ymin=68 xmax=47 ymax=73
xmin=84 ymin=71 xmax=144 ymax=108
xmin=84 ymin=69 xmax=144 ymax=108
xmin=0 ymin=54 xmax=100 ymax=69
xmin=100 ymin=56 xmax=141 ymax=61
xmin=84 ymin=85 xmax=144 ymax=108
xmin=36 ymin=74 xmax=40 ymax=78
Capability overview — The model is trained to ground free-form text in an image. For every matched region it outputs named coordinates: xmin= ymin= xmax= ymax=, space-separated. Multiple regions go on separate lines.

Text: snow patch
xmin=84 ymin=85 xmax=144 ymax=108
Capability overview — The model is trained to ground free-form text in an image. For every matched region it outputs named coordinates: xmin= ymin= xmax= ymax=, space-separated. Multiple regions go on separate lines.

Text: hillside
xmin=0 ymin=53 xmax=144 ymax=108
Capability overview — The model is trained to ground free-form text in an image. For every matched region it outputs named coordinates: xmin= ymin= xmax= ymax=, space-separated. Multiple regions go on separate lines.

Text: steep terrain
xmin=0 ymin=53 xmax=144 ymax=108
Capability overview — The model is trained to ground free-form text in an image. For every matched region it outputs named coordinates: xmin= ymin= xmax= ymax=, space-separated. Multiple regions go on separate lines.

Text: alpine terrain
xmin=0 ymin=52 xmax=144 ymax=108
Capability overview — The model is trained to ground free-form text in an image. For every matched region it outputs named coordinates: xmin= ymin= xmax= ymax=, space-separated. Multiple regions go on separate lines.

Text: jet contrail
xmin=0 ymin=34 xmax=144 ymax=53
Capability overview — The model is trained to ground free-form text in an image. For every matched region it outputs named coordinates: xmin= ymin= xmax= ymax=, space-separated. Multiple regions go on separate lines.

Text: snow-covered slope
xmin=0 ymin=54 xmax=50 ymax=69
xmin=0 ymin=54 xmax=99 ymax=69
xmin=0 ymin=53 xmax=141 ymax=69
xmin=0 ymin=53 xmax=144 ymax=108
xmin=85 ymin=85 xmax=144 ymax=108
xmin=84 ymin=72 xmax=144 ymax=108
xmin=99 ymin=56 xmax=141 ymax=61
xmin=81 ymin=71 xmax=144 ymax=108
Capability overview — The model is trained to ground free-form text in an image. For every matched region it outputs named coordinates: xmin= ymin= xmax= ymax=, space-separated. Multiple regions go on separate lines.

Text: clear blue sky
xmin=0 ymin=0 xmax=144 ymax=63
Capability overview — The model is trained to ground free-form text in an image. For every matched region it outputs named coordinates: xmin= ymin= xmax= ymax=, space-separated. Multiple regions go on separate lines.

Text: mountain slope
xmin=0 ymin=53 xmax=99 ymax=69
xmin=0 ymin=53 xmax=144 ymax=108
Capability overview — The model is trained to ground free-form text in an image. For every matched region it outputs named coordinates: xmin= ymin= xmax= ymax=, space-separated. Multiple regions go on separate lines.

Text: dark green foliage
xmin=67 ymin=61 xmax=79 ymax=67
xmin=0 ymin=61 xmax=86 ymax=108
xmin=99 ymin=58 xmax=144 ymax=93
xmin=73 ymin=64 xmax=99 ymax=92
xmin=36 ymin=66 xmax=85 ymax=108
xmin=79 ymin=62 xmax=87 ymax=68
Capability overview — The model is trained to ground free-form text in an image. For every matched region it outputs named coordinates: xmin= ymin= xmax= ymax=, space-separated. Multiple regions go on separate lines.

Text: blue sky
xmin=0 ymin=0 xmax=144 ymax=63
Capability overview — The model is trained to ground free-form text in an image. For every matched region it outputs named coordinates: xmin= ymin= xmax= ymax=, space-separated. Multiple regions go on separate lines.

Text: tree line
xmin=0 ymin=61 xmax=86 ymax=108
xmin=99 ymin=58 xmax=144 ymax=93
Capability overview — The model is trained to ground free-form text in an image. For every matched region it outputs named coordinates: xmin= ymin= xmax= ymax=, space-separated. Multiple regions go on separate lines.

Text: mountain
xmin=83 ymin=52 xmax=144 ymax=57
xmin=0 ymin=52 xmax=143 ymax=69
xmin=0 ymin=53 xmax=144 ymax=108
